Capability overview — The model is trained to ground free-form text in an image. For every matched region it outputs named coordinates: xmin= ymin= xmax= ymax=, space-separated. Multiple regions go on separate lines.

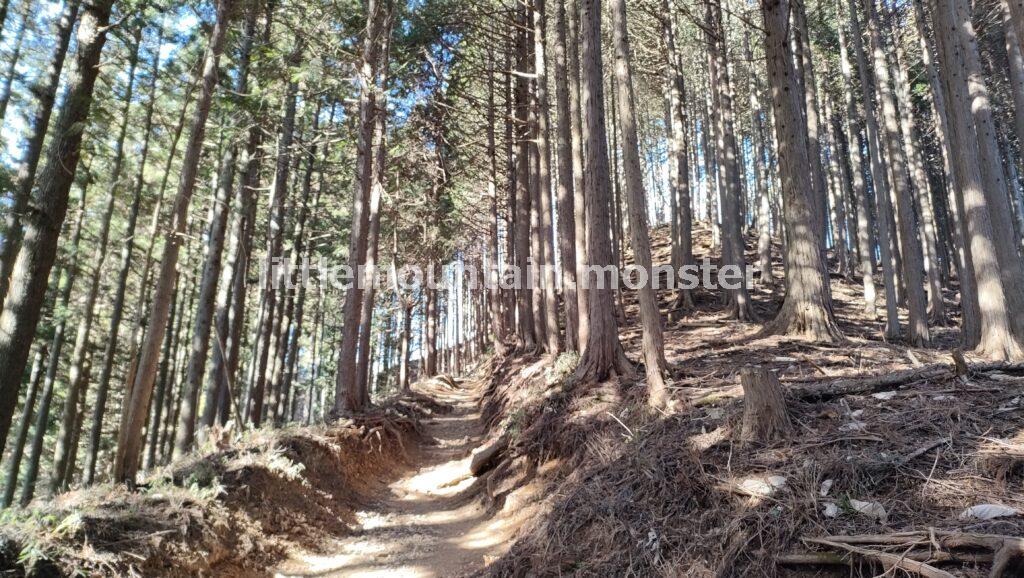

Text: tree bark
xmin=931 ymin=0 xmax=1024 ymax=360
xmin=567 ymin=0 xmax=590 ymax=349
xmin=0 ymin=0 xmax=112 ymax=459
xmin=334 ymin=0 xmax=392 ymax=414
xmin=1 ymin=343 xmax=45 ymax=507
xmin=50 ymin=38 xmax=141 ymax=494
xmin=0 ymin=0 xmax=80 ymax=306
xmin=84 ymin=25 xmax=165 ymax=485
xmin=533 ymin=0 xmax=561 ymax=356
xmin=837 ymin=0 xmax=877 ymax=315
xmin=739 ymin=366 xmax=792 ymax=445
xmin=18 ymin=179 xmax=88 ymax=506
xmin=759 ymin=0 xmax=842 ymax=342
xmin=112 ymin=0 xmax=233 ymax=485
xmin=609 ymin=0 xmax=670 ymax=405
xmin=867 ymin=0 xmax=929 ymax=346
xmin=573 ymin=0 xmax=632 ymax=383
xmin=849 ymin=0 xmax=900 ymax=340
xmin=706 ymin=0 xmax=755 ymax=320
xmin=554 ymin=0 xmax=579 ymax=352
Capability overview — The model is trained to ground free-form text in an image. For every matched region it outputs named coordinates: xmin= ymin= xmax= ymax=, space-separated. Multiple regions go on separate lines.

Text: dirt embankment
xmin=0 ymin=393 xmax=447 ymax=577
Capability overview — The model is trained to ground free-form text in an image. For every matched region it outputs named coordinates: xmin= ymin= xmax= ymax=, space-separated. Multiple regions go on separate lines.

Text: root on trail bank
xmin=0 ymin=397 xmax=445 ymax=577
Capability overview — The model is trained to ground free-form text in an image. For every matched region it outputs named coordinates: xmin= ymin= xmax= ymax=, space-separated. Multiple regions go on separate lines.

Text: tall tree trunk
xmin=759 ymin=0 xmax=842 ymax=342
xmin=0 ymin=0 xmax=80 ymax=306
xmin=849 ymin=0 xmax=900 ymax=340
xmin=513 ymin=8 xmax=536 ymax=350
xmin=1004 ymin=0 xmax=1024 ymax=157
xmin=1 ymin=343 xmax=45 ymax=506
xmin=745 ymin=30 xmax=773 ymax=289
xmin=949 ymin=0 xmax=1024 ymax=340
xmin=706 ymin=0 xmax=755 ymax=320
xmin=553 ymin=0 xmax=579 ymax=351
xmin=888 ymin=17 xmax=945 ymax=323
xmin=84 ymin=25 xmax=165 ymax=485
xmin=932 ymin=0 xmax=1023 ymax=360
xmin=354 ymin=96 xmax=388 ymax=408
xmin=334 ymin=0 xmax=391 ymax=414
xmin=279 ymin=104 xmax=322 ymax=423
xmin=567 ymin=0 xmax=590 ymax=349
xmin=51 ymin=38 xmax=141 ymax=494
xmin=533 ymin=0 xmax=561 ymax=356
xmin=0 ymin=0 xmax=113 ymax=458
xmin=112 ymin=0 xmax=233 ymax=485
xmin=18 ymin=182 xmax=88 ymax=506
xmin=573 ymin=0 xmax=632 ymax=383
xmin=792 ymin=0 xmax=830 ymax=245
xmin=867 ymin=0 xmax=929 ymax=345
xmin=837 ymin=0 xmax=877 ymax=315
xmin=174 ymin=25 xmax=264 ymax=454
xmin=609 ymin=0 xmax=670 ymax=405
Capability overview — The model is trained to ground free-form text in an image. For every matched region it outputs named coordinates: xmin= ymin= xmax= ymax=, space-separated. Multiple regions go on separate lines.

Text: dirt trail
xmin=274 ymin=382 xmax=515 ymax=578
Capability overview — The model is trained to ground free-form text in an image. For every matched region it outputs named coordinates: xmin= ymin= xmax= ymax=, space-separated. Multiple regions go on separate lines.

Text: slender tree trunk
xmin=354 ymin=102 xmax=388 ymax=408
xmin=51 ymin=40 xmax=141 ymax=494
xmin=0 ymin=0 xmax=80 ymax=306
xmin=867 ymin=0 xmax=929 ymax=345
xmin=567 ymin=0 xmax=590 ymax=349
xmin=553 ymin=0 xmax=579 ymax=351
xmin=112 ymin=0 xmax=232 ymax=485
xmin=18 ymin=184 xmax=88 ymax=506
xmin=889 ymin=18 xmax=944 ymax=323
xmin=849 ymin=0 xmax=900 ymax=340
xmin=513 ymin=8 xmax=536 ymax=350
xmin=932 ymin=0 xmax=1023 ymax=360
xmin=279 ymin=105 xmax=322 ymax=423
xmin=744 ymin=30 xmax=773 ymax=290
xmin=837 ymin=0 xmax=877 ymax=315
xmin=1005 ymin=0 xmax=1024 ymax=57
xmin=573 ymin=0 xmax=632 ymax=383
xmin=793 ymin=0 xmax=830 ymax=245
xmin=706 ymin=0 xmax=755 ymax=320
xmin=1 ymin=343 xmax=45 ymax=506
xmin=334 ymin=0 xmax=392 ymax=414
xmin=1004 ymin=0 xmax=1024 ymax=157
xmin=759 ymin=0 xmax=842 ymax=342
xmin=84 ymin=25 xmax=165 ymax=485
xmin=0 ymin=0 xmax=113 ymax=458
xmin=533 ymin=0 xmax=561 ymax=356
xmin=609 ymin=0 xmax=670 ymax=405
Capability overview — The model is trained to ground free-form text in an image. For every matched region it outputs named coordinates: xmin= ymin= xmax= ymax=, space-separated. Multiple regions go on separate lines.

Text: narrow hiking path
xmin=274 ymin=380 xmax=518 ymax=578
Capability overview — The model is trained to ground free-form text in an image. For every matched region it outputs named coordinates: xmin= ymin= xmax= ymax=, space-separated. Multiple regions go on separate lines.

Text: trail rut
xmin=274 ymin=382 xmax=515 ymax=577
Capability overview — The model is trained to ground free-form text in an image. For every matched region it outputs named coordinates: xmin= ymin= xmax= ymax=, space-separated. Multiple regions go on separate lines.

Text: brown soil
xmin=275 ymin=378 xmax=531 ymax=578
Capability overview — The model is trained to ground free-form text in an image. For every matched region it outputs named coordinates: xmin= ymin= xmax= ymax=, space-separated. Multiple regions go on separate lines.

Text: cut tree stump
xmin=740 ymin=366 xmax=792 ymax=446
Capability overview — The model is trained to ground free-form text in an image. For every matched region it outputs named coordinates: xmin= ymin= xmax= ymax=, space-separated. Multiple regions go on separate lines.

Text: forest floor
xmin=4 ymin=226 xmax=1024 ymax=577
xmin=274 ymin=379 xmax=532 ymax=578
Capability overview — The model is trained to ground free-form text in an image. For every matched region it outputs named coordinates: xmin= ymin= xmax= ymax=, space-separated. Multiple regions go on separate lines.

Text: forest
xmin=0 ymin=0 xmax=1023 ymax=574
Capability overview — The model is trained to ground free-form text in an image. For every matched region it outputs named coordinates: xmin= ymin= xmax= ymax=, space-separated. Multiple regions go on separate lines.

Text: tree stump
xmin=740 ymin=366 xmax=792 ymax=445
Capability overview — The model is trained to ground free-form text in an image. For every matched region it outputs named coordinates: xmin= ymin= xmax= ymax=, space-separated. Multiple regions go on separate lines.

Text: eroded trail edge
xmin=275 ymin=379 xmax=518 ymax=578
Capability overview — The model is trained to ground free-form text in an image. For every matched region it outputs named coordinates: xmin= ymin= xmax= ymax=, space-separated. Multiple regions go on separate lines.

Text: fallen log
xmin=804 ymin=538 xmax=956 ymax=578
xmin=470 ymin=434 xmax=509 ymax=477
xmin=804 ymin=530 xmax=1024 ymax=578
xmin=789 ymin=360 xmax=1024 ymax=401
